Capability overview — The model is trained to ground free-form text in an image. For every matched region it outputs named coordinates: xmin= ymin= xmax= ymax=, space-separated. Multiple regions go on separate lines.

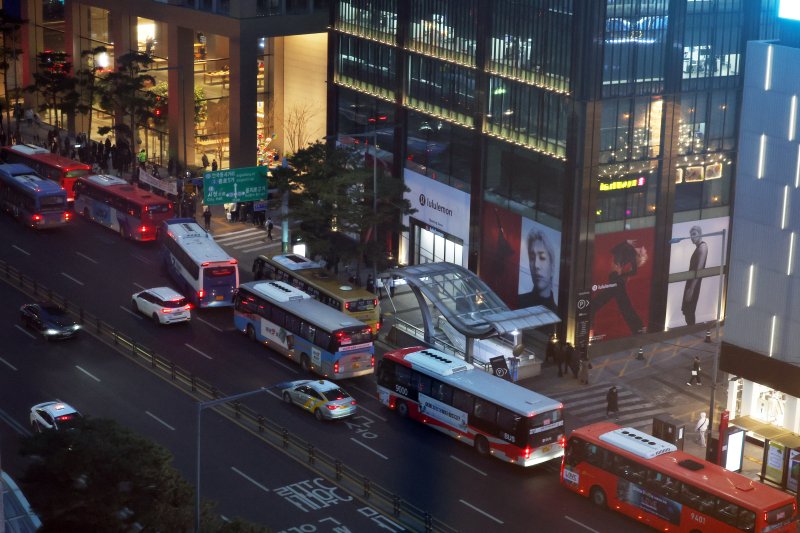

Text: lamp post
xmin=195 ymin=385 xmax=276 ymax=532
xmin=669 ymin=228 xmax=726 ymax=459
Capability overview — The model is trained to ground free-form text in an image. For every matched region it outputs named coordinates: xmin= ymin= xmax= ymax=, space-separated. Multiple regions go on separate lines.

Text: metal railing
xmin=1 ymin=259 xmax=457 ymax=533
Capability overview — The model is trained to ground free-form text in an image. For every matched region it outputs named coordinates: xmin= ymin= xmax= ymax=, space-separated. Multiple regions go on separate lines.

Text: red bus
xmin=561 ymin=422 xmax=798 ymax=532
xmin=376 ymin=346 xmax=565 ymax=466
xmin=73 ymin=174 xmax=174 ymax=241
xmin=1 ymin=144 xmax=91 ymax=202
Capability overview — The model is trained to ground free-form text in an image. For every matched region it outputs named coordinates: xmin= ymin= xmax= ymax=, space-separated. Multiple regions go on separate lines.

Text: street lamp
xmin=669 ymin=228 xmax=727 ymax=459
xmin=195 ymin=385 xmax=278 ymax=532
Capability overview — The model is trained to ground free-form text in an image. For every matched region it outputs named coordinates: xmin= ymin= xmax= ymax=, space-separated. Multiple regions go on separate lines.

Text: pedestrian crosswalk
xmin=212 ymin=227 xmax=280 ymax=254
xmin=550 ymin=383 xmax=667 ymax=431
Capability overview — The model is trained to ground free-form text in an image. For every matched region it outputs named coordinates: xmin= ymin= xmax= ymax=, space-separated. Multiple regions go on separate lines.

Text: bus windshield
xmin=40 ymin=195 xmax=66 ymax=208
xmin=347 ymin=298 xmax=377 ymax=312
xmin=65 ymin=169 xmax=90 ymax=178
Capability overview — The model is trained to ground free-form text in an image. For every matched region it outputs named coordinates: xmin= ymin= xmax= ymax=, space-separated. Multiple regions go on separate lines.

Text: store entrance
xmin=412 ymin=219 xmax=464 ymax=267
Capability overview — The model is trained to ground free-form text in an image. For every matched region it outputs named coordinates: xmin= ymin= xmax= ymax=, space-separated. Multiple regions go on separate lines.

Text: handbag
xmin=691 ymin=370 xmax=698 ymax=376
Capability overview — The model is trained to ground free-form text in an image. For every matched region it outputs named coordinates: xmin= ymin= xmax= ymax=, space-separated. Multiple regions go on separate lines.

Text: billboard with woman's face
xmin=518 ymin=217 xmax=561 ymax=313
xmin=591 ymin=228 xmax=655 ymax=341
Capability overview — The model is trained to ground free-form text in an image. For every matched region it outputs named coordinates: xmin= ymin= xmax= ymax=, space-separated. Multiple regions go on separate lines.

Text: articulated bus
xmin=159 ymin=218 xmax=239 ymax=308
xmin=0 ymin=163 xmax=70 ymax=228
xmin=1 ymin=144 xmax=91 ymax=202
xmin=74 ymin=175 xmax=174 ymax=241
xmin=234 ymin=280 xmax=374 ymax=379
xmin=377 ymin=346 xmax=565 ymax=466
xmin=252 ymin=253 xmax=381 ymax=336
xmin=561 ymin=422 xmax=798 ymax=532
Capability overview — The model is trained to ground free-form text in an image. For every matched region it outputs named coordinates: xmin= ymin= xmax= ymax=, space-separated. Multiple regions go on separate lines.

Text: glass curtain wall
xmin=77 ymin=6 xmax=113 ymax=145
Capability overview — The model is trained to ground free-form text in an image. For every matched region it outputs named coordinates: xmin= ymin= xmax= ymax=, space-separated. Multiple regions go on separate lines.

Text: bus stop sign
xmin=202 ymin=166 xmax=268 ymax=205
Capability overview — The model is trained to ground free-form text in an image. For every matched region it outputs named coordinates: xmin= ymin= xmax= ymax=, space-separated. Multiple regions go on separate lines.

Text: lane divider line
xmin=120 ymin=305 xmax=143 ymax=319
xmin=76 ymin=365 xmax=101 ymax=382
xmin=76 ymin=251 xmax=98 ymax=264
xmin=195 ymin=316 xmax=222 ymax=332
xmin=185 ymin=343 xmax=213 ymax=360
xmin=564 ymin=515 xmax=601 ymax=532
xmin=146 ymin=410 xmax=176 ymax=431
xmin=12 ymin=245 xmax=30 ymax=256
xmin=350 ymin=437 xmax=388 ymax=460
xmin=14 ymin=324 xmax=36 ymax=339
xmin=450 ymin=455 xmax=487 ymax=476
xmin=459 ymin=499 xmax=504 ymax=524
xmin=231 ymin=466 xmax=270 ymax=492
xmin=0 ymin=356 xmax=18 ymax=371
xmin=61 ymin=272 xmax=85 ymax=286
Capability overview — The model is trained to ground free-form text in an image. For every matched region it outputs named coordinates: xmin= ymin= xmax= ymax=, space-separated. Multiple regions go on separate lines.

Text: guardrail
xmin=0 ymin=259 xmax=458 ymax=533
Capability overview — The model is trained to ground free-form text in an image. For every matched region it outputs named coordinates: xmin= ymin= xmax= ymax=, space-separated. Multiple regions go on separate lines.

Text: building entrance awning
xmin=731 ymin=416 xmax=800 ymax=449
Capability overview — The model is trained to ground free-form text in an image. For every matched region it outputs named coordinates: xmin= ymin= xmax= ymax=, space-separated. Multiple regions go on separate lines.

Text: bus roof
xmin=0 ymin=164 xmax=65 ymax=194
xmin=387 ymin=346 xmax=562 ymax=417
xmin=260 ymin=253 xmax=376 ymax=301
xmin=163 ymin=218 xmax=236 ymax=265
xmin=6 ymin=145 xmax=91 ymax=170
xmin=239 ymin=281 xmax=369 ymax=333
xmin=572 ymin=422 xmax=795 ymax=508
xmin=5 ymin=144 xmax=49 ymax=156
xmin=250 ymin=280 xmax=312 ymax=303
xmin=79 ymin=175 xmax=172 ymax=206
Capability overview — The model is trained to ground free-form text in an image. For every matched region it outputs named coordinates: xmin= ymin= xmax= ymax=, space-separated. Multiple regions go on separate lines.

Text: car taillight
xmin=373 ymin=299 xmax=378 ymax=306
xmin=351 ymin=400 xmax=357 ymax=405
xmin=326 ymin=404 xmax=337 ymax=410
xmin=375 ymin=322 xmax=381 ymax=331
xmin=344 ymin=302 xmax=350 ymax=310
xmin=161 ymin=308 xmax=172 ymax=313
xmin=523 ymin=446 xmax=532 ymax=460
xmin=334 ymin=361 xmax=340 ymax=374
xmin=64 ymin=211 xmax=71 ymax=221
xmin=198 ymin=290 xmax=205 ymax=299
xmin=370 ymin=356 xmax=375 ymax=367
xmin=140 ymin=225 xmax=148 ymax=233
xmin=32 ymin=214 xmax=41 ymax=221
xmin=559 ymin=435 xmax=566 ymax=448
xmin=186 ymin=303 xmax=193 ymax=310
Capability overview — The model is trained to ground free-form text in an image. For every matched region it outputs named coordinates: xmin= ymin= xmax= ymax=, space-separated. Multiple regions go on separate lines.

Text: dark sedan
xmin=20 ymin=303 xmax=81 ymax=340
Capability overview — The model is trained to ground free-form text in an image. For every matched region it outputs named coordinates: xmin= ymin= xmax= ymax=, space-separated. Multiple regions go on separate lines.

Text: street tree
xmin=25 ymin=50 xmax=79 ymax=131
xmin=74 ymin=46 xmax=109 ymax=143
xmin=95 ymin=51 xmax=156 ymax=165
xmin=283 ymin=141 xmax=414 ymax=274
xmin=19 ymin=417 xmax=268 ymax=532
xmin=0 ymin=9 xmax=25 ymax=135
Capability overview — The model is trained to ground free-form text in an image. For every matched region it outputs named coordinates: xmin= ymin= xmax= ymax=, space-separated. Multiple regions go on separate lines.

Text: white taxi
xmin=281 ymin=380 xmax=357 ymax=421
xmin=30 ymin=401 xmax=83 ymax=432
xmin=131 ymin=287 xmax=192 ymax=324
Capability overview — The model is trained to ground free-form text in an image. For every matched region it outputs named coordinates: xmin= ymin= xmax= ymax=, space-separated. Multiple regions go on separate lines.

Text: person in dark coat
xmin=606 ymin=385 xmax=619 ymax=419
xmin=201 ymin=153 xmax=209 ymax=169
xmin=565 ymin=342 xmax=578 ymax=378
xmin=687 ymin=355 xmax=702 ymax=386
xmin=211 ymin=158 xmax=218 ymax=171
xmin=555 ymin=341 xmax=566 ymax=377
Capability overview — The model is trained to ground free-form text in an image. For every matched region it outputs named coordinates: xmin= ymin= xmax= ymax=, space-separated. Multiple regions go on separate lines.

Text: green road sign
xmin=202 ymin=166 xmax=268 ymax=205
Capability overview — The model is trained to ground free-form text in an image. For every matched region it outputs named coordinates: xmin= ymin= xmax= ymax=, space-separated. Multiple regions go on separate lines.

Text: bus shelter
xmin=378 ymin=262 xmax=560 ymax=369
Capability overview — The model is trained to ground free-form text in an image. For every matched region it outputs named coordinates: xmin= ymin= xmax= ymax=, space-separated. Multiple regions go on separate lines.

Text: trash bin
xmin=652 ymin=414 xmax=686 ymax=451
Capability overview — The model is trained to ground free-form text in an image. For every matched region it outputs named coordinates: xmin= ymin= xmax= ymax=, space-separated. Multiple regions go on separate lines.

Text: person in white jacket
xmin=695 ymin=412 xmax=709 ymax=447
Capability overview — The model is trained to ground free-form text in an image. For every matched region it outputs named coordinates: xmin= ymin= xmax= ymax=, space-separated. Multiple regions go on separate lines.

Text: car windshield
xmin=161 ymin=297 xmax=188 ymax=308
xmin=41 ymin=305 xmax=66 ymax=317
xmin=55 ymin=413 xmax=82 ymax=430
xmin=323 ymin=388 xmax=350 ymax=401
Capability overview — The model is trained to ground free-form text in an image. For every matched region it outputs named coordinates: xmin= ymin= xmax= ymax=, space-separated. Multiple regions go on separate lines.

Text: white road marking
xmin=61 ymin=272 xmax=84 ymax=286
xmin=76 ymin=251 xmax=98 ymax=264
xmin=12 ymin=245 xmax=30 ymax=255
xmin=214 ymin=227 xmax=261 ymax=239
xmin=133 ymin=282 xmax=147 ymax=290
xmin=459 ymin=499 xmax=503 ymax=524
xmin=146 ymin=411 xmax=176 ymax=431
xmin=231 ymin=467 xmax=270 ymax=492
xmin=265 ymin=389 xmax=281 ymax=400
xmin=76 ymin=365 xmax=101 ymax=382
xmin=185 ymin=343 xmax=213 ymax=360
xmin=268 ymin=358 xmax=299 ymax=373
xmin=132 ymin=253 xmax=153 ymax=265
xmin=14 ymin=325 xmax=36 ymax=339
xmin=450 ymin=455 xmax=487 ymax=476
xmin=354 ymin=404 xmax=387 ymax=422
xmin=120 ymin=305 xmax=143 ymax=319
xmin=240 ymin=243 xmax=275 ymax=253
xmin=350 ymin=437 xmax=388 ymax=460
xmin=195 ymin=316 xmax=222 ymax=332
xmin=231 ymin=237 xmax=268 ymax=249
xmin=0 ymin=357 xmax=18 ymax=371
xmin=565 ymin=516 xmax=600 ymax=532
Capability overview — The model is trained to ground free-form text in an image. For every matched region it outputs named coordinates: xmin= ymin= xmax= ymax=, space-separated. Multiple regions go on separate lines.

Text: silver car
xmin=281 ymin=380 xmax=357 ymax=421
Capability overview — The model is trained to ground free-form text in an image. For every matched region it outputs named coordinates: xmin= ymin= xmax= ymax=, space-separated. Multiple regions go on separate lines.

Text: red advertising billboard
xmin=479 ymin=203 xmax=521 ymax=307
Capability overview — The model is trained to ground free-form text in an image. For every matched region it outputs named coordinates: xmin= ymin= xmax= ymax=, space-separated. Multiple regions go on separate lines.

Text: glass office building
xmin=328 ymin=0 xmax=781 ymax=347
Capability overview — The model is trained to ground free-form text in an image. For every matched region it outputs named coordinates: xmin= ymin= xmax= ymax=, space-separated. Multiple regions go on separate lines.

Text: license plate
xmin=215 ymin=295 xmax=224 ymax=301
xmin=353 ymin=363 xmax=360 ymax=368
xmin=542 ymin=445 xmax=551 ymax=453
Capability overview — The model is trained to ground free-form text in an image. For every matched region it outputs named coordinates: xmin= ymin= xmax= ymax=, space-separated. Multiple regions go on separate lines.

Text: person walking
xmin=202 ymin=207 xmax=212 ymax=231
xmin=266 ymin=216 xmax=274 ymax=241
xmin=695 ymin=412 xmax=709 ymax=447
xmin=137 ymin=148 xmax=147 ymax=167
xmin=578 ymin=356 xmax=590 ymax=385
xmin=687 ymin=355 xmax=702 ymax=386
xmin=201 ymin=153 xmax=209 ymax=169
xmin=565 ymin=342 xmax=578 ymax=378
xmin=211 ymin=158 xmax=218 ymax=171
xmin=606 ymin=385 xmax=619 ymax=419
xmin=555 ymin=341 xmax=566 ymax=377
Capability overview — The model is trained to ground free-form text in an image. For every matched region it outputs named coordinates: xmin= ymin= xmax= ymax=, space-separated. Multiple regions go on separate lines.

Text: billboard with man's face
xmin=518 ymin=217 xmax=561 ymax=312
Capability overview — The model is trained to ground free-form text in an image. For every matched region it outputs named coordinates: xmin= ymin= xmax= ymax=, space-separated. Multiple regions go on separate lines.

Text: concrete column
xmin=166 ymin=24 xmax=195 ymax=170
xmin=784 ymin=396 xmax=800 ymax=434
xmin=228 ymin=28 xmax=259 ymax=169
xmin=110 ymin=9 xmax=134 ymax=143
xmin=740 ymin=379 xmax=757 ymax=418
xmin=272 ymin=36 xmax=286 ymax=158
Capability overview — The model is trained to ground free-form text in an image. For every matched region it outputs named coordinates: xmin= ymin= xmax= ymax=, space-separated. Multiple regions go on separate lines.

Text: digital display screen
xmin=779 ymin=0 xmax=800 ymax=21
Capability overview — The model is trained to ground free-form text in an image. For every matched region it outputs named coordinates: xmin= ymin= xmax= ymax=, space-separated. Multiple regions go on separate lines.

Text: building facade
xmin=328 ymin=0 xmax=781 ymax=350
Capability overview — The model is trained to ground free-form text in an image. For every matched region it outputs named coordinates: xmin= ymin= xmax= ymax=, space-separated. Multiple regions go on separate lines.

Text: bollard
xmin=282 ymin=428 xmax=289 ymax=448
xmin=257 ymin=415 xmax=265 ymax=433
xmin=191 ymin=375 xmax=197 ymax=392
xmin=233 ymin=401 xmax=241 ymax=419
xmin=636 ymin=347 xmax=644 ymax=360
xmin=335 ymin=460 xmax=343 ymax=481
xmin=363 ymin=477 xmax=371 ymax=498
xmin=705 ymin=330 xmax=711 ymax=343
xmin=170 ymin=362 xmax=176 ymax=380
xmin=393 ymin=495 xmax=401 ymax=516
xmin=308 ymin=444 xmax=315 ymax=465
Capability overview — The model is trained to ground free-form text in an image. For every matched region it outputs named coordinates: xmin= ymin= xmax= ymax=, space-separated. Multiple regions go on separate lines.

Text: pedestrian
xmin=137 ymin=148 xmax=147 ymax=167
xmin=211 ymin=158 xmax=218 ymax=171
xmin=24 ymin=107 xmax=33 ymax=127
xmin=201 ymin=153 xmax=209 ymax=169
xmin=687 ymin=355 xmax=702 ymax=386
xmin=606 ymin=385 xmax=619 ymax=419
xmin=266 ymin=216 xmax=274 ymax=240
xmin=366 ymin=274 xmax=375 ymax=294
xmin=555 ymin=341 xmax=566 ymax=377
xmin=565 ymin=342 xmax=578 ymax=378
xmin=695 ymin=412 xmax=709 ymax=447
xmin=578 ymin=357 xmax=590 ymax=385
xmin=202 ymin=207 xmax=212 ymax=231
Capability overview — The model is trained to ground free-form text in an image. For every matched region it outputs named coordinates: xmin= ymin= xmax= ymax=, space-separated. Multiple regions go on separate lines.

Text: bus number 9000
xmin=394 ymin=384 xmax=409 ymax=397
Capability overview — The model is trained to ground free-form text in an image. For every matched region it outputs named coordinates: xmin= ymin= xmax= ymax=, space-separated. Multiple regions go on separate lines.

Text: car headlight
xmin=72 ymin=324 xmax=81 ymax=331
xmin=45 ymin=329 xmax=59 ymax=335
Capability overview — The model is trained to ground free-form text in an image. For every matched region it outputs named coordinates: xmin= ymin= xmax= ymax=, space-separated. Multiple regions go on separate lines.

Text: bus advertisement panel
xmin=1 ymin=144 xmax=91 ymax=202
xmin=159 ymin=218 xmax=239 ymax=308
xmin=252 ymin=253 xmax=381 ymax=336
xmin=0 ymin=163 xmax=70 ymax=228
xmin=561 ymin=422 xmax=798 ymax=532
xmin=74 ymin=175 xmax=174 ymax=241
xmin=234 ymin=280 xmax=374 ymax=379
xmin=377 ymin=346 xmax=565 ymax=467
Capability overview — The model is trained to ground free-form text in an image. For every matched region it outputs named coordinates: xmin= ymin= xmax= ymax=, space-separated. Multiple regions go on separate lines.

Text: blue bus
xmin=234 ymin=280 xmax=375 ymax=379
xmin=0 ymin=163 xmax=70 ymax=229
xmin=159 ymin=218 xmax=239 ymax=307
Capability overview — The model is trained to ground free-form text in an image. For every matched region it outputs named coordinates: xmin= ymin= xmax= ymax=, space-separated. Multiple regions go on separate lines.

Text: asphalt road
xmin=0 ymin=213 xmax=648 ymax=533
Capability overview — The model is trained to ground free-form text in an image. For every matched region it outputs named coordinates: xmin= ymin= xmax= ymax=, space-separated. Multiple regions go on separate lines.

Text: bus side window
xmin=412 ymin=373 xmax=431 ymax=395
xmin=738 ymin=509 xmax=755 ymax=532
xmin=395 ymin=365 xmax=412 ymax=389
xmin=431 ymin=381 xmax=452 ymax=404
xmin=271 ymin=307 xmax=286 ymax=328
xmin=452 ymin=389 xmax=473 ymax=414
xmin=564 ymin=437 xmax=584 ymax=466
xmin=473 ymin=398 xmax=497 ymax=423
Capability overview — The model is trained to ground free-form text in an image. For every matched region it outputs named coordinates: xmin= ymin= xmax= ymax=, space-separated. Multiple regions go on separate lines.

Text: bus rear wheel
xmin=590 ymin=486 xmax=607 ymax=509
xmin=246 ymin=324 xmax=256 ymax=341
xmin=474 ymin=435 xmax=490 ymax=456
xmin=395 ymin=400 xmax=409 ymax=418
xmin=119 ymin=226 xmax=127 ymax=240
xmin=300 ymin=355 xmax=312 ymax=373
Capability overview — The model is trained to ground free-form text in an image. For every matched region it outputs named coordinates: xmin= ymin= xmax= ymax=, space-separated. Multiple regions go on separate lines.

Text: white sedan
xmin=30 ymin=401 xmax=83 ymax=432
xmin=131 ymin=287 xmax=192 ymax=324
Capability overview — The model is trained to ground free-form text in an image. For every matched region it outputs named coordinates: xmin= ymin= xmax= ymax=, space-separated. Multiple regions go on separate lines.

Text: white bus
xmin=377 ymin=346 xmax=565 ymax=466
xmin=159 ymin=218 xmax=239 ymax=307
xmin=234 ymin=280 xmax=374 ymax=378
